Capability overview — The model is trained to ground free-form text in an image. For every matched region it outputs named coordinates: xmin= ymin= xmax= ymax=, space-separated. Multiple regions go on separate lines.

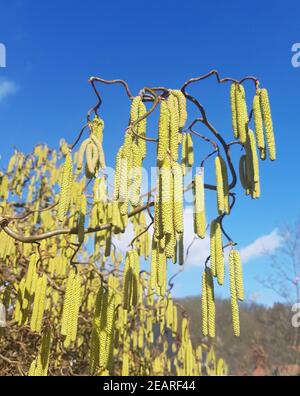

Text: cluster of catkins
xmin=0 ymin=76 xmax=276 ymax=376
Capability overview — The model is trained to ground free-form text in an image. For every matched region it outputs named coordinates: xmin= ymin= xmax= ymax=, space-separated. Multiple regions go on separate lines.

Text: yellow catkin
xmin=157 ymin=240 xmax=167 ymax=296
xmin=157 ymin=100 xmax=169 ymax=164
xmin=90 ymin=116 xmax=104 ymax=144
xmin=244 ymin=129 xmax=260 ymax=198
xmin=123 ymin=251 xmax=139 ymax=311
xmin=201 ymin=270 xmax=208 ymax=336
xmin=154 ymin=171 xmax=163 ymax=239
xmin=89 ymin=285 xmax=105 ymax=374
xmin=14 ymin=277 xmax=26 ymax=325
xmin=57 ymin=151 xmax=73 ymax=222
xmin=161 ymin=159 xmax=173 ymax=235
xmin=233 ymin=250 xmax=244 ymax=301
xmin=122 ymin=351 xmax=129 ymax=376
xmin=165 ymin=227 xmax=177 ymax=264
xmin=229 ymin=250 xmax=240 ymax=336
xmin=119 ymin=154 xmax=129 ymax=214
xmin=90 ymin=133 xmax=105 ymax=169
xmin=150 ymin=237 xmax=158 ymax=290
xmin=38 ymin=328 xmax=52 ymax=376
xmin=172 ymin=305 xmax=178 ymax=334
xmin=130 ymin=96 xmax=140 ymax=123
xmin=85 ymin=141 xmax=97 ymax=175
xmin=130 ymin=143 xmax=142 ymax=207
xmin=69 ymin=271 xmax=81 ymax=344
xmin=172 ymin=162 xmax=183 ymax=234
xmin=61 ymin=270 xmax=75 ymax=340
xmin=252 ymin=94 xmax=265 ymax=154
xmin=210 ymin=220 xmax=217 ymax=277
xmin=113 ymin=147 xmax=123 ymax=201
xmin=206 ymin=267 xmax=215 ymax=338
xmin=171 ymin=90 xmax=187 ymax=129
xmin=131 ymin=250 xmax=140 ymax=307
xmin=220 ymin=156 xmax=230 ymax=214
xmin=235 ymin=84 xmax=248 ymax=143
xmin=259 ymin=88 xmax=276 ymax=161
xmin=30 ymin=273 xmax=47 ymax=333
xmin=230 ymin=83 xmax=238 ymax=138
xmin=215 ymin=155 xmax=225 ymax=214
xmin=194 ymin=171 xmax=206 ymax=239
xmin=137 ymin=100 xmax=147 ymax=159
xmin=186 ymin=133 xmax=194 ymax=169
xmin=215 ymin=221 xmax=224 ymax=285
xmin=168 ymin=94 xmax=179 ymax=162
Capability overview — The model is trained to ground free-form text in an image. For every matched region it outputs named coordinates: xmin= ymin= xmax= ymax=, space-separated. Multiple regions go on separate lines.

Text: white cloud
xmin=0 ymin=79 xmax=18 ymax=103
xmin=183 ymin=215 xmax=283 ymax=267
xmin=240 ymin=228 xmax=283 ymax=263
xmin=112 ymin=204 xmax=283 ymax=268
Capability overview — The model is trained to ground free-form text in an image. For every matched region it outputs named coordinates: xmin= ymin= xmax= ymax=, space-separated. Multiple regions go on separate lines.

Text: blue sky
xmin=0 ymin=0 xmax=300 ymax=306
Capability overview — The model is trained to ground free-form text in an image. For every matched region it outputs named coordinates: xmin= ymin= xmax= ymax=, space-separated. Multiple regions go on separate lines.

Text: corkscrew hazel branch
xmin=181 ymin=69 xmax=259 ymax=92
xmin=0 ymin=201 xmax=155 ymax=243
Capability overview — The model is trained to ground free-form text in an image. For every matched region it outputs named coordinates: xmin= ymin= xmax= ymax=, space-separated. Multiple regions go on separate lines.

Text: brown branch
xmin=0 ymin=201 xmax=155 ymax=244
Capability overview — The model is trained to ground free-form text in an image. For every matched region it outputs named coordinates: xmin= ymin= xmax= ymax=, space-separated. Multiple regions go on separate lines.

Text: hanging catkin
xmin=119 ymin=153 xmax=129 ymax=215
xmin=201 ymin=270 xmax=208 ymax=336
xmin=130 ymin=143 xmax=142 ymax=207
xmin=215 ymin=221 xmax=224 ymax=286
xmin=157 ymin=240 xmax=167 ymax=296
xmin=252 ymin=94 xmax=265 ymax=158
xmin=90 ymin=116 xmax=104 ymax=144
xmin=230 ymin=83 xmax=238 ymax=138
xmin=137 ymin=99 xmax=147 ymax=159
xmin=206 ymin=267 xmax=215 ymax=338
xmin=61 ymin=269 xmax=81 ymax=347
xmin=154 ymin=172 xmax=163 ymax=239
xmin=168 ymin=93 xmax=180 ymax=162
xmin=161 ymin=159 xmax=173 ymax=235
xmin=245 ymin=129 xmax=260 ymax=198
xmin=235 ymin=84 xmax=248 ymax=144
xmin=57 ymin=151 xmax=73 ymax=222
xmin=171 ymin=90 xmax=187 ymax=129
xmin=68 ymin=271 xmax=81 ymax=345
xmin=123 ymin=251 xmax=140 ymax=311
xmin=157 ymin=100 xmax=169 ymax=164
xmin=259 ymin=88 xmax=276 ymax=161
xmin=219 ymin=156 xmax=230 ymax=214
xmin=172 ymin=162 xmax=183 ymax=234
xmin=229 ymin=250 xmax=240 ymax=336
xmin=194 ymin=170 xmax=206 ymax=239
xmin=215 ymin=155 xmax=225 ymax=214
xmin=113 ymin=147 xmax=123 ymax=201
xmin=150 ymin=237 xmax=158 ymax=290
xmin=210 ymin=220 xmax=217 ymax=277
xmin=233 ymin=250 xmax=244 ymax=301
xmin=130 ymin=96 xmax=140 ymax=123
xmin=28 ymin=328 xmax=52 ymax=376
xmin=30 ymin=273 xmax=47 ymax=333
xmin=76 ymin=139 xmax=89 ymax=171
